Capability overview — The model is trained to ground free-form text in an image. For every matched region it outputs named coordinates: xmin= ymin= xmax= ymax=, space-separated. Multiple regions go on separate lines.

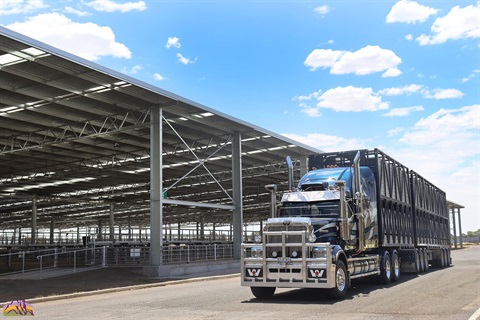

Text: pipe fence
xmin=0 ymin=243 xmax=234 ymax=278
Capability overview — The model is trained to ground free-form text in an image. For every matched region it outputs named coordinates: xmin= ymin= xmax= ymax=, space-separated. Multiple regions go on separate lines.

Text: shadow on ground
xmin=0 ymin=267 xmax=168 ymax=302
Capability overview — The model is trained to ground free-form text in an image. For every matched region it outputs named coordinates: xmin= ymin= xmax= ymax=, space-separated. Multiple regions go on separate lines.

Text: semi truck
xmin=241 ymin=149 xmax=451 ymax=299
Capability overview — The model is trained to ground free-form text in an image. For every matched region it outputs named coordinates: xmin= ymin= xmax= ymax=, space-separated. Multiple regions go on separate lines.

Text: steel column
xmin=109 ymin=203 xmax=115 ymax=241
xmin=232 ymin=133 xmax=243 ymax=260
xmin=457 ymin=208 xmax=463 ymax=249
xmin=31 ymin=195 xmax=37 ymax=245
xmin=98 ymin=219 xmax=103 ymax=241
xmin=451 ymin=207 xmax=457 ymax=249
xmin=50 ymin=217 xmax=54 ymax=244
xmin=299 ymin=154 xmax=308 ymax=177
xmin=150 ymin=106 xmax=163 ymax=266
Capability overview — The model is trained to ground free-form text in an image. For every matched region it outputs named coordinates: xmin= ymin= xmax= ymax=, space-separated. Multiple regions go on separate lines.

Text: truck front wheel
xmin=251 ymin=287 xmax=275 ymax=300
xmin=330 ymin=260 xmax=348 ymax=300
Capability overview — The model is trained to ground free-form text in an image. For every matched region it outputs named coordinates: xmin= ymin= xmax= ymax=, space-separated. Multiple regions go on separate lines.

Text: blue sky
xmin=1 ymin=0 xmax=479 ymax=232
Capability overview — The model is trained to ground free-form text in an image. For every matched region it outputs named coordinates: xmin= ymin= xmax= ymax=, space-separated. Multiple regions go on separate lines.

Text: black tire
xmin=446 ymin=249 xmax=451 ymax=267
xmin=423 ymin=249 xmax=429 ymax=272
xmin=431 ymin=249 xmax=441 ymax=268
xmin=418 ymin=249 xmax=425 ymax=273
xmin=442 ymin=249 xmax=449 ymax=268
xmin=330 ymin=260 xmax=348 ymax=300
xmin=440 ymin=249 xmax=446 ymax=268
xmin=378 ymin=251 xmax=392 ymax=284
xmin=251 ymin=287 xmax=275 ymax=300
xmin=390 ymin=250 xmax=400 ymax=282
xmin=414 ymin=249 xmax=421 ymax=273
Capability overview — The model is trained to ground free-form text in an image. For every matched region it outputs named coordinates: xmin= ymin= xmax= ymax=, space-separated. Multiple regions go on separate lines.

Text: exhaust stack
xmin=353 ymin=151 xmax=365 ymax=253
xmin=286 ymin=156 xmax=294 ymax=191
xmin=265 ymin=184 xmax=277 ymax=218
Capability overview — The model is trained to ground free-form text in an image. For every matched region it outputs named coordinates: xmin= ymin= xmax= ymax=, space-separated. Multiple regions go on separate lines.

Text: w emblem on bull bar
xmin=308 ymin=268 xmax=326 ymax=278
xmin=246 ymin=268 xmax=262 ymax=277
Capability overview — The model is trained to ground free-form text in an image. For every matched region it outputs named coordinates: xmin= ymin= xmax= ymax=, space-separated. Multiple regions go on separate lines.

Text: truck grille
xmin=265 ymin=225 xmax=307 ymax=259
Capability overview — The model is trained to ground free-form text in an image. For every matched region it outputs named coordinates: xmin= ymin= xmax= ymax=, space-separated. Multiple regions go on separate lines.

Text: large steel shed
xmin=0 ymin=27 xmax=321 ymax=275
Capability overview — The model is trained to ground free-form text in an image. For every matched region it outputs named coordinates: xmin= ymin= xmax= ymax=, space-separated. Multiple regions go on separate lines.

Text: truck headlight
xmin=312 ymin=246 xmax=327 ymax=259
xmin=254 ymin=234 xmax=262 ymax=243
xmin=251 ymin=246 xmax=263 ymax=258
xmin=308 ymin=232 xmax=317 ymax=243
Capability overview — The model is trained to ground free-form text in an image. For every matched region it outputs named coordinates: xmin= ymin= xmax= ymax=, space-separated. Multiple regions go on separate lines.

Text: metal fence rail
xmin=162 ymin=244 xmax=234 ymax=264
xmin=37 ymin=247 xmax=105 ymax=278
xmin=0 ymin=248 xmax=57 ymax=274
xmin=0 ymin=243 xmax=234 ymax=278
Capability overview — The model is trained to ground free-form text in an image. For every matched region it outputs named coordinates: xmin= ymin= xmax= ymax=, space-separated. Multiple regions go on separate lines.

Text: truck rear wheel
xmin=378 ymin=251 xmax=392 ymax=284
xmin=442 ymin=249 xmax=449 ymax=268
xmin=414 ymin=249 xmax=421 ymax=273
xmin=251 ymin=287 xmax=275 ymax=300
xmin=423 ymin=249 xmax=429 ymax=271
xmin=390 ymin=250 xmax=400 ymax=282
xmin=418 ymin=249 xmax=425 ymax=273
xmin=330 ymin=260 xmax=348 ymax=300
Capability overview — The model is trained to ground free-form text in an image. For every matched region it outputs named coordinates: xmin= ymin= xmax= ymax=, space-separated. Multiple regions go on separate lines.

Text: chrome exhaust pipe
xmin=353 ymin=151 xmax=365 ymax=253
xmin=286 ymin=156 xmax=294 ymax=191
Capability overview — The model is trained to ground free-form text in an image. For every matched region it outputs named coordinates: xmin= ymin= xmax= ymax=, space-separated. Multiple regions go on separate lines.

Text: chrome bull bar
xmin=241 ymin=230 xmax=335 ymax=289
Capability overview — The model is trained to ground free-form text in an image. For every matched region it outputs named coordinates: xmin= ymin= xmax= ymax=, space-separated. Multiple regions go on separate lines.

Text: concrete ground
xmin=0 ymin=265 xmax=239 ymax=304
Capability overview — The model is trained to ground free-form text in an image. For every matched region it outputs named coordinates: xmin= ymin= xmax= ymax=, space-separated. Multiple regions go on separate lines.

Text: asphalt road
xmin=31 ymin=246 xmax=480 ymax=320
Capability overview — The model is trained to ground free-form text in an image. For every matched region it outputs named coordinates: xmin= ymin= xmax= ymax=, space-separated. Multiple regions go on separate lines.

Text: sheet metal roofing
xmin=0 ymin=27 xmax=322 ymax=229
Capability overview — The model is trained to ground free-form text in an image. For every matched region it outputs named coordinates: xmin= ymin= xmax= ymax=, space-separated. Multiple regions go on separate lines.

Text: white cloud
xmin=5 ymin=13 xmax=131 ymax=61
xmin=386 ymin=0 xmax=438 ymax=24
xmin=379 ymin=84 xmax=423 ymax=96
xmin=387 ymin=127 xmax=404 ymax=136
xmin=382 ymin=105 xmax=424 ymax=117
xmin=416 ymin=3 xmax=480 ymax=45
xmin=462 ymin=69 xmax=480 ymax=83
xmin=304 ymin=49 xmax=345 ymax=71
xmin=314 ymin=5 xmax=330 ymax=17
xmin=399 ymin=105 xmax=479 ymax=147
xmin=130 ymin=65 xmax=142 ymax=74
xmin=121 ymin=65 xmax=142 ymax=74
xmin=299 ymin=103 xmax=322 ymax=117
xmin=405 ymin=34 xmax=413 ymax=41
xmin=281 ymin=133 xmax=368 ymax=152
xmin=85 ymin=0 xmax=146 ymax=13
xmin=122 ymin=65 xmax=143 ymax=74
xmin=153 ymin=73 xmax=165 ymax=81
xmin=422 ymin=88 xmax=464 ymax=99
xmin=64 ymin=6 xmax=91 ymax=17
xmin=0 ymin=0 xmax=47 ymax=15
xmin=382 ymin=67 xmax=402 ymax=77
xmin=305 ymin=46 xmax=402 ymax=77
xmin=292 ymin=90 xmax=322 ymax=102
xmin=166 ymin=37 xmax=181 ymax=49
xmin=317 ymin=86 xmax=389 ymax=112
xmin=176 ymin=53 xmax=196 ymax=65
xmin=388 ymin=105 xmax=480 ymax=232
xmin=294 ymin=86 xmax=389 ymax=116
xmin=332 ymin=46 xmax=402 ymax=76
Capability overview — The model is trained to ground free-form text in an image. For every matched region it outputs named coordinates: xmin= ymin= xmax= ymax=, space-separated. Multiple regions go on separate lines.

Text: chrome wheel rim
xmin=394 ymin=255 xmax=400 ymax=278
xmin=336 ymin=267 xmax=346 ymax=291
xmin=385 ymin=257 xmax=391 ymax=279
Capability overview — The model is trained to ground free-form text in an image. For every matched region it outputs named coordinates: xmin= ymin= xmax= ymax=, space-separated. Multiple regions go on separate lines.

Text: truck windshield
xmin=298 ymin=168 xmax=350 ymax=190
xmin=278 ymin=200 xmax=340 ymax=217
